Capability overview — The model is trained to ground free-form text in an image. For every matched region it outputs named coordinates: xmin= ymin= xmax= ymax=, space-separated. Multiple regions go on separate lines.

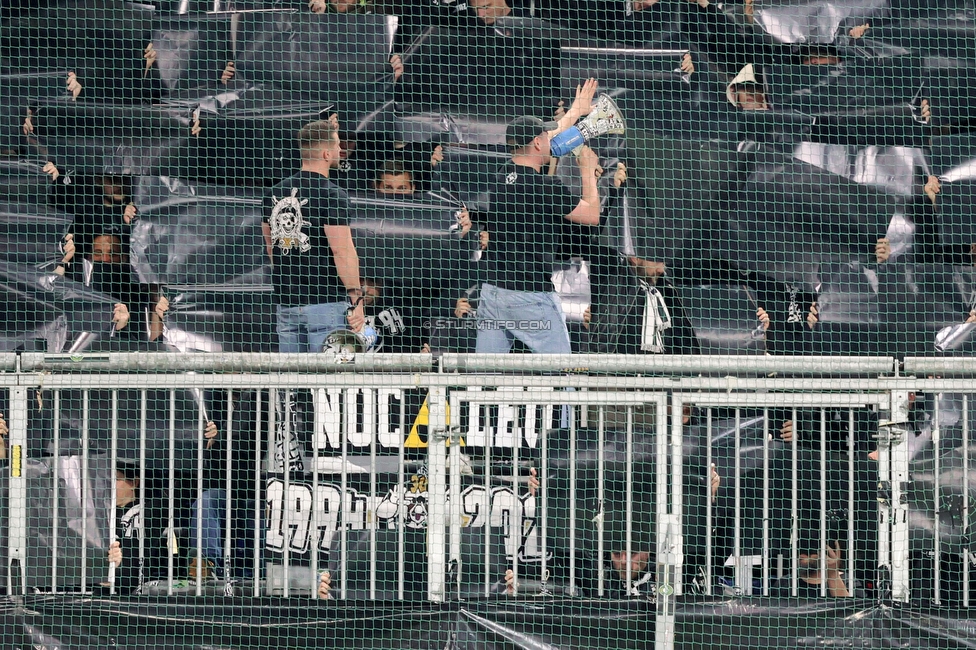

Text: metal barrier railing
xmin=672 ymin=391 xmax=889 ymax=600
xmin=4 ymin=353 xmax=976 ymax=650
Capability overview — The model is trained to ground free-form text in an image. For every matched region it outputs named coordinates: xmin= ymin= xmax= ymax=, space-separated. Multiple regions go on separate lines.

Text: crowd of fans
xmin=3 ymin=0 xmax=974 ymax=357
xmin=0 ymin=0 xmax=974 ymax=605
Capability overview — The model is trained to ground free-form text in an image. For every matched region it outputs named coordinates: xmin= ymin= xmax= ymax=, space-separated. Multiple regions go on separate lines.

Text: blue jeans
xmin=190 ymin=489 xmax=262 ymax=579
xmin=190 ymin=489 xmax=227 ymax=571
xmin=475 ymin=284 xmax=572 ymax=354
xmin=276 ymin=301 xmax=349 ymax=353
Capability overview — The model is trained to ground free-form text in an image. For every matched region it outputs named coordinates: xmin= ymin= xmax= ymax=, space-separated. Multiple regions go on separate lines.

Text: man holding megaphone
xmin=548 ymin=86 xmax=628 ymax=158
xmin=473 ymin=78 xmax=611 ymax=354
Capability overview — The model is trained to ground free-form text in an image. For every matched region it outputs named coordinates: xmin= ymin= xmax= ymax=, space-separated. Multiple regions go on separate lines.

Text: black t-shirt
xmin=265 ymin=171 xmax=352 ymax=307
xmin=366 ymin=286 xmax=432 ymax=353
xmin=486 ymin=161 xmax=578 ymax=293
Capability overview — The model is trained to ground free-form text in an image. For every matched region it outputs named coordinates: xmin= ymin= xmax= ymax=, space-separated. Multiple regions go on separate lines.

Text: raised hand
xmin=504 ymin=569 xmax=517 ymax=596
xmin=756 ymin=307 xmax=770 ymax=331
xmin=806 ymin=302 xmax=819 ymax=330
xmin=613 ymin=162 xmax=627 ymax=187
xmin=576 ymin=145 xmax=601 ymax=180
xmin=221 ymin=61 xmax=236 ymax=85
xmin=455 ymin=298 xmax=473 ymax=319
xmin=66 ymin=72 xmax=82 ymax=100
xmin=204 ymin=420 xmax=218 ymax=450
xmin=553 ymin=100 xmax=567 ymax=120
xmin=456 ymin=209 xmax=472 ymax=237
xmin=144 ymin=42 xmax=157 ymax=76
xmin=848 ymin=23 xmax=870 ymax=39
xmin=123 ymin=203 xmax=138 ymax=225
xmin=527 ymin=467 xmax=539 ymax=497
xmin=108 ymin=541 xmax=123 ymax=567
xmin=61 ymin=233 xmax=76 ymax=266
xmin=571 ymin=78 xmax=598 ymax=117
xmin=191 ymin=108 xmax=202 ymax=137
xmin=154 ymin=296 xmax=170 ymax=321
xmin=917 ymin=99 xmax=932 ymax=125
xmin=924 ymin=175 xmax=940 ymax=204
xmin=43 ymin=162 xmax=60 ymax=182
xmin=113 ymin=303 xmax=131 ymax=331
xmin=390 ymin=55 xmax=404 ymax=82
xmin=0 ymin=411 xmax=7 ymax=459
xmin=317 ymin=571 xmax=332 ymax=599
xmin=875 ymin=238 xmax=891 ymax=264
xmin=346 ymin=300 xmax=365 ymax=333
xmin=779 ymin=419 xmax=793 ymax=443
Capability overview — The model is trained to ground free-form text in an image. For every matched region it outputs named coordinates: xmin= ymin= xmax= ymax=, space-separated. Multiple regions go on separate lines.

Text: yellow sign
xmin=404 ymin=396 xmax=461 ymax=448
xmin=11 ymin=444 xmax=21 ymax=477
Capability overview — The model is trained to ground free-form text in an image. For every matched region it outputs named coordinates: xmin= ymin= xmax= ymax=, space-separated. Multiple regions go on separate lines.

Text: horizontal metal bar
xmin=453 ymin=390 xmax=667 ymax=405
xmin=442 ymin=146 xmax=509 ymax=160
xmin=673 ymin=392 xmax=887 ymax=408
xmin=348 ymin=195 xmax=457 ymax=210
xmin=206 ymin=8 xmax=300 ymax=14
xmin=560 ymin=47 xmax=688 ymax=56
xmin=15 ymin=373 xmax=433 ymax=390
xmin=19 ymin=352 xmax=435 ymax=373
xmin=0 ymin=354 xmax=19 ymax=372
xmin=441 ymin=354 xmax=897 ymax=376
xmin=903 ymin=357 xmax=976 ymax=376
xmin=165 ymin=284 xmax=272 ymax=293
xmin=16 ymin=372 xmax=976 ymax=393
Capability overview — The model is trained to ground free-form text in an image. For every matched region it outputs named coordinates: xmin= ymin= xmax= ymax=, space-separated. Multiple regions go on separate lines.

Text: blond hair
xmin=297 ymin=120 xmax=338 ymax=160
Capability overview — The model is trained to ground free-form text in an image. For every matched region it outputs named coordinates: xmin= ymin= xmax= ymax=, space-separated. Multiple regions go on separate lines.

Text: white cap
xmin=726 ymin=63 xmax=760 ymax=106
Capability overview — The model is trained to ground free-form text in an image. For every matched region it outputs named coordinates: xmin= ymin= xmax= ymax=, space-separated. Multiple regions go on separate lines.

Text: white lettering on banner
xmin=265 ymin=479 xmax=368 ymax=555
xmin=266 ymin=480 xmax=315 ymax=553
xmin=495 ymin=403 xmax=518 ymax=448
xmin=464 ymin=387 xmax=487 ymax=447
xmin=313 ymin=389 xmax=404 ymax=450
xmin=460 ymin=485 xmax=545 ymax=563
xmin=377 ymin=389 xmax=403 ymax=448
xmin=313 ymin=389 xmax=342 ymax=451
xmin=523 ymin=388 xmax=555 ymax=449
xmin=311 ymin=388 xmax=557 ymax=450
xmin=345 ymin=387 xmax=376 ymax=448
xmin=265 ymin=479 xmax=546 ymax=562
xmin=462 ymin=388 xmax=557 ymax=449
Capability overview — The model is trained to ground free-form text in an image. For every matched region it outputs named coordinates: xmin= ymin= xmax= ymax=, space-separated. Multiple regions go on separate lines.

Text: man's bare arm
xmin=566 ymin=146 xmax=602 ymax=225
xmin=325 ymin=224 xmax=364 ymax=332
xmin=324 ymin=225 xmax=363 ymax=294
xmin=547 ymin=78 xmax=598 ymax=139
xmin=262 ymin=222 xmax=274 ymax=264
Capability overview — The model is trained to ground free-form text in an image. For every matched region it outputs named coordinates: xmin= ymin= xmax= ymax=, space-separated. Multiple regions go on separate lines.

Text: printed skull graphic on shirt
xmin=269 ymin=187 xmax=312 ymax=254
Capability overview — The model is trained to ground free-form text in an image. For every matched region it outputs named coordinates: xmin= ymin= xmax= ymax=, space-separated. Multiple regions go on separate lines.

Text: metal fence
xmin=4 ymin=353 xmax=976 ymax=649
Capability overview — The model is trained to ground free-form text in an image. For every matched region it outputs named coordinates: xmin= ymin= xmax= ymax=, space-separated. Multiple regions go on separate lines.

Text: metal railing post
xmin=656 ymin=393 xmax=676 ymax=650
xmin=6 ymin=387 xmax=28 ymax=595
xmin=426 ymin=387 xmax=449 ymax=602
xmin=878 ymin=389 xmax=912 ymax=603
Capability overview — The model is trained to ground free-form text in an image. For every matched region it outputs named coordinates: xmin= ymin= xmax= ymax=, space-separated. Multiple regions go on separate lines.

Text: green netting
xmin=0 ymin=0 xmax=974 ymax=647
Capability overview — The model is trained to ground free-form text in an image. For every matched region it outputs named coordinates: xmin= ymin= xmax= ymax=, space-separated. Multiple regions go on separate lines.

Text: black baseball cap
xmin=505 ymin=116 xmax=557 ymax=150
